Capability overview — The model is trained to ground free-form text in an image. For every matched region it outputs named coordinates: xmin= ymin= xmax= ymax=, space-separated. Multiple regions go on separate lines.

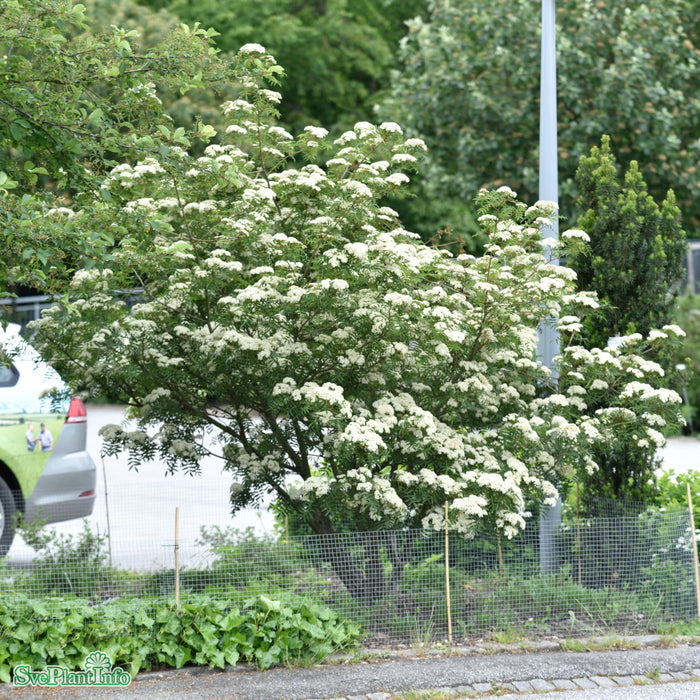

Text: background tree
xmin=82 ymin=0 xmax=242 ymax=136
xmin=134 ymin=0 xmax=427 ymax=135
xmin=567 ymin=137 xmax=687 ymax=507
xmin=0 ymin=0 xmax=236 ymax=296
xmin=384 ymin=0 xmax=700 ymax=245
xmin=30 ymin=47 xmax=685 ymax=599
xmin=572 ymin=136 xmax=687 ymax=348
xmin=670 ymin=294 xmax=700 ymax=431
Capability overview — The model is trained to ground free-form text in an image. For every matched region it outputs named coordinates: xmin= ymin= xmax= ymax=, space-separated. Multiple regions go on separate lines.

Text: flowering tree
xmin=31 ymin=46 xmax=685 ymax=599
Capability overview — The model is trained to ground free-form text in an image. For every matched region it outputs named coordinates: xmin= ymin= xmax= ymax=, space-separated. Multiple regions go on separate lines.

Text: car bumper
xmin=25 ymin=450 xmax=97 ymax=524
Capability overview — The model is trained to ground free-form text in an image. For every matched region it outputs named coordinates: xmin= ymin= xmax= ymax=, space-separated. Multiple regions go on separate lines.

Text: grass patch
xmin=399 ymin=691 xmax=456 ymax=700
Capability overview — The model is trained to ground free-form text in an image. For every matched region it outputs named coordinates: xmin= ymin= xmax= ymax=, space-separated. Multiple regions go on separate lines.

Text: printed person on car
xmin=25 ymin=422 xmax=37 ymax=451
xmin=37 ymin=423 xmax=53 ymax=452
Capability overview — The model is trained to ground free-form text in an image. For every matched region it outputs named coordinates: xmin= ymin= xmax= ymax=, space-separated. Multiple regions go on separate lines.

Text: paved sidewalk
xmin=3 ymin=637 xmax=699 ymax=699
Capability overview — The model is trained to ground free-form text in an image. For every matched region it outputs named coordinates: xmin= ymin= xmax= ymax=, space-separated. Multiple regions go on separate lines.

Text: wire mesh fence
xmin=2 ymin=488 xmax=698 ymax=649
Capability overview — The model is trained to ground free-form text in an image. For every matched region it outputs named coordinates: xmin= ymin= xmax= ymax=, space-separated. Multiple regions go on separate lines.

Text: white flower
xmin=534 ymin=200 xmax=559 ymax=213
xmin=334 ymin=131 xmax=357 ymax=145
xmin=557 ymin=317 xmax=582 ymax=333
xmin=268 ymin=126 xmax=293 ymax=140
xmin=385 ymin=173 xmax=410 ymax=186
xmin=319 ymin=278 xmax=349 ymax=292
xmin=392 ymin=153 xmax=417 ymax=164
xmin=239 ymin=43 xmax=267 ymax=54
xmin=496 ymin=186 xmax=517 ymax=197
xmin=46 ymin=207 xmax=76 ymax=218
xmin=379 ymin=122 xmax=403 ymax=133
xmin=403 ymin=138 xmax=427 ymax=151
xmin=354 ymin=121 xmax=376 ymax=135
xmin=304 ymin=126 xmax=329 ymax=139
xmin=225 ymin=124 xmax=247 ymax=135
xmin=344 ymin=242 xmax=369 ymax=258
xmin=562 ymin=228 xmax=591 ymax=242
xmin=341 ymin=180 xmax=373 ymax=198
xmin=223 ymin=99 xmax=254 ymax=115
xmin=661 ymin=324 xmax=686 ymax=337
xmin=261 ymin=89 xmax=282 ymax=104
xmin=646 ymin=428 xmax=666 ymax=447
xmin=620 ymin=382 xmax=681 ymax=404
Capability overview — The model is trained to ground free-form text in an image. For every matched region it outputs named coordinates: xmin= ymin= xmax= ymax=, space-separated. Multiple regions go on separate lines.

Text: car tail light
xmin=66 ymin=396 xmax=88 ymax=424
xmin=78 ymin=489 xmax=95 ymax=498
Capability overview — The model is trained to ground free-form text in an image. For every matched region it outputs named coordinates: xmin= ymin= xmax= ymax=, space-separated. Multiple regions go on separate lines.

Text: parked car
xmin=0 ymin=324 xmax=96 ymax=555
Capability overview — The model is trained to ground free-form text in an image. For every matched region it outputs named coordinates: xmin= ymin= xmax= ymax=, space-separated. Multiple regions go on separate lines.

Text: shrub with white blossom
xmin=31 ymin=47 xmax=685 ymax=599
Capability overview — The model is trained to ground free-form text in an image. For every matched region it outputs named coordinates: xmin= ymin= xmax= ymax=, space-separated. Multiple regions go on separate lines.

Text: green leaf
xmin=254 ymin=644 xmax=281 ymax=670
xmin=9 ymin=122 xmax=26 ymax=140
xmin=258 ymin=596 xmax=281 ymax=613
xmin=223 ymin=646 xmax=239 ymax=667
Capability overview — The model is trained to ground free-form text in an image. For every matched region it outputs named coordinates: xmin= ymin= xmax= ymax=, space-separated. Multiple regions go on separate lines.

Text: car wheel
xmin=0 ymin=476 xmax=17 ymax=557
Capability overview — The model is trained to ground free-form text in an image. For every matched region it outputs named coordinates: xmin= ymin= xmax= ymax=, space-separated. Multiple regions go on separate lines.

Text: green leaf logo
xmin=84 ymin=651 xmax=112 ymax=672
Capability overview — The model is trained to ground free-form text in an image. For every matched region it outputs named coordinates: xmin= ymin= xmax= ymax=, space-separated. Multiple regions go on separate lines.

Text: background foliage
xmin=132 ymin=0 xmax=426 ymax=135
xmin=384 ymin=0 xmax=700 ymax=243
xmin=0 ymin=0 xmax=240 ymax=298
xmin=5 ymin=0 xmax=700 ymax=267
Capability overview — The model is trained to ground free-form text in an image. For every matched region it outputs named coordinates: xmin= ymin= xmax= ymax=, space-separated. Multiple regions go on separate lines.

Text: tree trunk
xmin=307 ymin=511 xmax=416 ymax=604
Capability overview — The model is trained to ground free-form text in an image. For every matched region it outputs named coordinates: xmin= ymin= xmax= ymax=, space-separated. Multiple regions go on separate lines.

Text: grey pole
xmin=537 ymin=0 xmax=559 ymax=370
xmin=538 ymin=0 xmax=562 ymax=575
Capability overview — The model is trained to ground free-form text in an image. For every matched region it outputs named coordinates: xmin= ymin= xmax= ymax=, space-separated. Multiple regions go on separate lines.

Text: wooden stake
xmin=445 ymin=501 xmax=452 ymax=645
xmin=687 ymin=483 xmax=700 ymax=622
xmin=175 ymin=507 xmax=180 ymax=614
xmin=497 ymin=531 xmax=505 ymax=579
xmin=576 ymin=482 xmax=582 ymax=588
xmin=100 ymin=457 xmax=113 ymax=569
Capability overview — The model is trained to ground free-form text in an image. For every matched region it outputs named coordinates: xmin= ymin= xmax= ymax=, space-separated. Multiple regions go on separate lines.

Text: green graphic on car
xmin=0 ymin=415 xmax=66 ymax=495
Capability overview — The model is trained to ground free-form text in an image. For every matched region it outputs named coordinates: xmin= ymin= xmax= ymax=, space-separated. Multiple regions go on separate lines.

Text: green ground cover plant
xmin=0 ymin=593 xmax=360 ymax=681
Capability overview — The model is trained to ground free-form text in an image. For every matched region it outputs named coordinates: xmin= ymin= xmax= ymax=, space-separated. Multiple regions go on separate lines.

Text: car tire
xmin=0 ymin=476 xmax=17 ymax=557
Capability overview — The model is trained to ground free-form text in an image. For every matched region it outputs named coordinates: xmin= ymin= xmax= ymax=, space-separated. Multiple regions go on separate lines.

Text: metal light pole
xmin=537 ymin=0 xmax=559 ymax=370
xmin=538 ymin=0 xmax=562 ymax=575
